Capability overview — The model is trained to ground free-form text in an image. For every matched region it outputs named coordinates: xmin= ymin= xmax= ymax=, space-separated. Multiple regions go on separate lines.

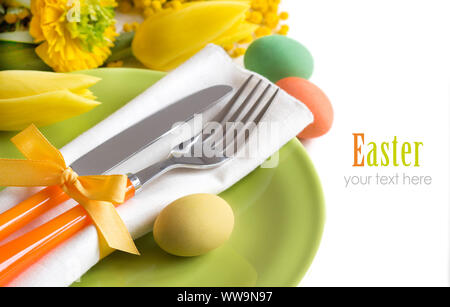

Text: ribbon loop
xmin=0 ymin=125 xmax=139 ymax=256
xmin=11 ymin=124 xmax=67 ymax=167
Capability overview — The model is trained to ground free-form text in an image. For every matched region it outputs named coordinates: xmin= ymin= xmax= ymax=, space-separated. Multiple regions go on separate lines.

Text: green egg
xmin=153 ymin=194 xmax=234 ymax=257
xmin=244 ymin=35 xmax=314 ymax=82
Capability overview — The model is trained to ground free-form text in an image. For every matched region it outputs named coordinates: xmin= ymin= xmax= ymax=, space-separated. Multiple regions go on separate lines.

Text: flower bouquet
xmin=0 ymin=0 xmax=290 ymax=72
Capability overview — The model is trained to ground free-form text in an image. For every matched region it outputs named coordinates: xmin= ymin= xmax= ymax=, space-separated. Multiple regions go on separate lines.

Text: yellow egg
xmin=153 ymin=194 xmax=234 ymax=257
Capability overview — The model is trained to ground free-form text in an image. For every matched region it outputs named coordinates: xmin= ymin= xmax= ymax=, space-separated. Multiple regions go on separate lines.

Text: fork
xmin=129 ymin=75 xmax=279 ymax=190
xmin=0 ymin=75 xmax=279 ymax=286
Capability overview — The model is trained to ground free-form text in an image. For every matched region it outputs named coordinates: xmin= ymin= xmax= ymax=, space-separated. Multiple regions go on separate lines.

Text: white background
xmin=282 ymin=0 xmax=449 ymax=286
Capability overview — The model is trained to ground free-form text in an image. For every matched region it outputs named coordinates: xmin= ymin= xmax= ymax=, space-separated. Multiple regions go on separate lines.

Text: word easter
xmin=353 ymin=133 xmax=423 ymax=167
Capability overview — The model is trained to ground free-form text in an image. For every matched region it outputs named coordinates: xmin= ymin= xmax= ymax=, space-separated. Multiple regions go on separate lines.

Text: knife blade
xmin=0 ymin=84 xmax=233 ymax=243
xmin=71 ymin=85 xmax=233 ymax=176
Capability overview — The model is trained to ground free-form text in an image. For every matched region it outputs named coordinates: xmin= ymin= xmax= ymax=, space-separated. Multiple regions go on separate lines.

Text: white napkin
xmin=0 ymin=45 xmax=313 ymax=287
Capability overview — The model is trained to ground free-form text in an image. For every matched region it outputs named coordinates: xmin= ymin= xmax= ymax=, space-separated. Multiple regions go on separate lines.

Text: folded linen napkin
xmin=0 ymin=44 xmax=313 ymax=287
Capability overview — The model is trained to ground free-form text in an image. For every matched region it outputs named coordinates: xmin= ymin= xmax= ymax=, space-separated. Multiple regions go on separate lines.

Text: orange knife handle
xmin=0 ymin=186 xmax=70 ymax=242
xmin=0 ymin=179 xmax=136 ymax=287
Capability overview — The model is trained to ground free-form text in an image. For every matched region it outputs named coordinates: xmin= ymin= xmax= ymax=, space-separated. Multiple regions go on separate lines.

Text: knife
xmin=0 ymin=85 xmax=233 ymax=243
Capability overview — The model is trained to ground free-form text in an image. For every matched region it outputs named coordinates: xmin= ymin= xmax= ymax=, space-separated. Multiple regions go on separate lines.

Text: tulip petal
xmin=0 ymin=70 xmax=101 ymax=99
xmin=132 ymin=1 xmax=250 ymax=71
xmin=213 ymin=21 xmax=258 ymax=46
xmin=0 ymin=90 xmax=100 ymax=131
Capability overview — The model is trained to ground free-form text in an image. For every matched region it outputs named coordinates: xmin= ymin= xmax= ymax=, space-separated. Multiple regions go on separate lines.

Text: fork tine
xmin=212 ymin=75 xmax=255 ymax=125
xmin=213 ymin=83 xmax=272 ymax=148
xmin=197 ymin=75 xmax=255 ymax=141
xmin=201 ymin=75 xmax=258 ymax=144
xmin=241 ymin=84 xmax=271 ymax=124
xmin=251 ymin=88 xmax=279 ymax=125
xmin=227 ymin=80 xmax=262 ymax=123
xmin=205 ymin=79 xmax=263 ymax=145
xmin=178 ymin=76 xmax=279 ymax=159
xmin=221 ymin=88 xmax=279 ymax=156
xmin=175 ymin=75 xmax=254 ymax=152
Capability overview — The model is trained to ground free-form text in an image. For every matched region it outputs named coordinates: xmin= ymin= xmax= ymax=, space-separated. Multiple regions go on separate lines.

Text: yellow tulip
xmin=132 ymin=1 xmax=257 ymax=71
xmin=0 ymin=71 xmax=101 ymax=131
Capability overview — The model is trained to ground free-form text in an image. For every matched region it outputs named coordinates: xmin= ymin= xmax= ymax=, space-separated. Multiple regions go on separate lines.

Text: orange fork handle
xmin=0 ymin=179 xmax=135 ymax=287
xmin=0 ymin=186 xmax=70 ymax=242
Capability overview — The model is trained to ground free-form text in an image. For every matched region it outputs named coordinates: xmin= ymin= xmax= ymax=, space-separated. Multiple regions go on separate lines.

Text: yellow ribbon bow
xmin=0 ymin=125 xmax=139 ymax=256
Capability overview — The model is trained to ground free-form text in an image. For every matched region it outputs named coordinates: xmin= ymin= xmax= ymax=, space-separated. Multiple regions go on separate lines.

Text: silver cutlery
xmin=130 ymin=75 xmax=279 ymax=190
xmin=0 ymin=85 xmax=233 ymax=242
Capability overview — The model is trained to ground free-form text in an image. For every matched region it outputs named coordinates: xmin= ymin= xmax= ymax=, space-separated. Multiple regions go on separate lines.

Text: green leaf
xmin=105 ymin=31 xmax=135 ymax=63
xmin=0 ymin=41 xmax=51 ymax=71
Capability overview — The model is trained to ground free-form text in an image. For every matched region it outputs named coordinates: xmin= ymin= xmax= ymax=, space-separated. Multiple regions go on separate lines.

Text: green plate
xmin=0 ymin=68 xmax=325 ymax=286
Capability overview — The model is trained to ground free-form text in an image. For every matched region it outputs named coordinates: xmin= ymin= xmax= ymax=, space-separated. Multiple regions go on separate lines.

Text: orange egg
xmin=277 ymin=77 xmax=333 ymax=139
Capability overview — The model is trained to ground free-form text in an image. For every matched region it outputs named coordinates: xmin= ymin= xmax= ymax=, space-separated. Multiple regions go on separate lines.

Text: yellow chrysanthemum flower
xmin=30 ymin=0 xmax=118 ymax=72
